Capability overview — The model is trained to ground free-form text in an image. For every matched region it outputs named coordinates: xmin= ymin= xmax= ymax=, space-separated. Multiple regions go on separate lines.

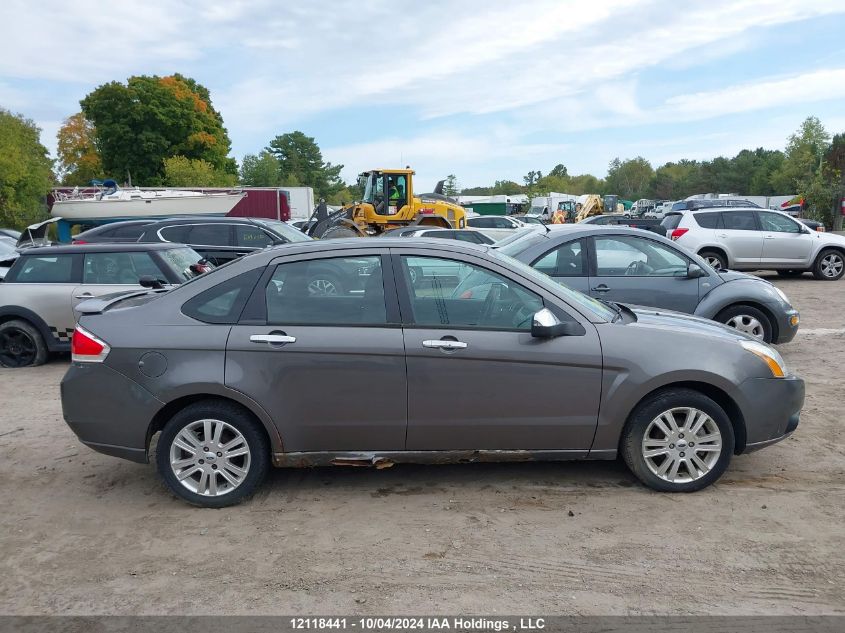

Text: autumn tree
xmin=0 ymin=109 xmax=54 ymax=228
xmin=80 ymin=74 xmax=236 ymax=185
xmin=56 ymin=113 xmax=103 ymax=185
xmin=266 ymin=131 xmax=344 ymax=198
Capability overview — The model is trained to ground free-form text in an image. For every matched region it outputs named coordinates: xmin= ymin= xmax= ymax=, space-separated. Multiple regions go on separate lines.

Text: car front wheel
xmin=621 ymin=388 xmax=735 ymax=492
xmin=156 ymin=400 xmax=270 ymax=507
xmin=812 ymin=249 xmax=845 ymax=281
xmin=715 ymin=304 xmax=772 ymax=342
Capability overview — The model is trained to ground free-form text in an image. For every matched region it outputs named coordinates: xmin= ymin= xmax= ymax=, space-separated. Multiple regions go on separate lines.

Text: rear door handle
xmin=763 ymin=235 xmax=775 ymax=240
xmin=250 ymin=334 xmax=296 ymax=345
xmin=235 ymin=251 xmax=250 ymax=256
xmin=717 ymin=233 xmax=728 ymax=238
xmin=423 ymin=339 xmax=468 ymax=350
xmin=591 ymin=285 xmax=611 ymax=292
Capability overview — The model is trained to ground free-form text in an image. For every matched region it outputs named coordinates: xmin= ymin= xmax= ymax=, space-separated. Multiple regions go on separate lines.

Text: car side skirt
xmin=271 ymin=449 xmax=619 ymax=468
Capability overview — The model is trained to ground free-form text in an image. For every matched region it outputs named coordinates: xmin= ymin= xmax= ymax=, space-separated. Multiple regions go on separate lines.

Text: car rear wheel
xmin=812 ymin=249 xmax=845 ymax=281
xmin=699 ymin=250 xmax=727 ymax=271
xmin=621 ymin=388 xmax=734 ymax=492
xmin=0 ymin=320 xmax=48 ymax=368
xmin=715 ymin=304 xmax=772 ymax=342
xmin=156 ymin=401 xmax=270 ymax=508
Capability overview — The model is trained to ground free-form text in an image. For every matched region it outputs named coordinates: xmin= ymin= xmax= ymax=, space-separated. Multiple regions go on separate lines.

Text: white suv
xmin=662 ymin=207 xmax=845 ymax=280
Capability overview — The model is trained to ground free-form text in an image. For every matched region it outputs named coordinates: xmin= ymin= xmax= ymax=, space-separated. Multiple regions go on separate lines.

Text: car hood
xmin=625 ymin=304 xmax=751 ymax=342
xmin=715 ymin=269 xmax=761 ymax=283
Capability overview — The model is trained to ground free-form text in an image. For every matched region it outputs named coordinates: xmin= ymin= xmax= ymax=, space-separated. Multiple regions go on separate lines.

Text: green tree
xmin=266 ymin=131 xmax=344 ymax=198
xmin=163 ymin=156 xmax=237 ymax=187
xmin=0 ymin=109 xmax=54 ymax=228
xmin=605 ymin=157 xmax=654 ymax=199
xmin=56 ymin=113 xmax=103 ymax=185
xmin=774 ymin=116 xmax=830 ymax=192
xmin=240 ymin=151 xmax=282 ymax=186
xmin=81 ymin=74 xmax=236 ymax=185
xmin=548 ymin=163 xmax=568 ymax=179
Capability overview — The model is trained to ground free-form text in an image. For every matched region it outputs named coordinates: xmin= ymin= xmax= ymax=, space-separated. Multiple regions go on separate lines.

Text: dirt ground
xmin=0 ymin=271 xmax=843 ymax=616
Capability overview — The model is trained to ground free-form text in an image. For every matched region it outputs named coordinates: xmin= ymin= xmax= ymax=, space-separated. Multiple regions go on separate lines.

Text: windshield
xmin=492 ymin=227 xmax=541 ymax=248
xmin=489 ymin=249 xmax=617 ymax=321
xmin=255 ymin=219 xmax=312 ymax=243
xmin=497 ymin=231 xmax=547 ymax=257
xmin=159 ymin=247 xmax=207 ymax=282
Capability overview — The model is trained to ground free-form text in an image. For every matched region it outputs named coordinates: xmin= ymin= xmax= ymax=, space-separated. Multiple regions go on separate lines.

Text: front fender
xmin=694 ymin=280 xmax=787 ymax=319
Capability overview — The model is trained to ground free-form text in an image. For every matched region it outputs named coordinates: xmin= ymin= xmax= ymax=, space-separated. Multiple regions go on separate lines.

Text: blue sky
xmin=1 ymin=0 xmax=844 ymax=191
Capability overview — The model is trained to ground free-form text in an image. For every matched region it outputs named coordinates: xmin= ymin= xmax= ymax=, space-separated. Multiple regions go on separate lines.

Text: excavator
xmin=552 ymin=195 xmax=605 ymax=223
xmin=310 ymin=168 xmax=467 ymax=239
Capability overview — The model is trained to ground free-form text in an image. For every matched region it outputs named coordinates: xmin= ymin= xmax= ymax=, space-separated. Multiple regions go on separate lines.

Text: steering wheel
xmin=479 ymin=283 xmax=503 ymax=324
xmin=625 ymin=260 xmax=644 ymax=276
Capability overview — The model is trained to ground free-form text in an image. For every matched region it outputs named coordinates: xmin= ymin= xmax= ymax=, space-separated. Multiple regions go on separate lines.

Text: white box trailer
xmin=529 ymin=193 xmax=578 ymax=220
xmin=283 ymin=187 xmax=316 ymax=220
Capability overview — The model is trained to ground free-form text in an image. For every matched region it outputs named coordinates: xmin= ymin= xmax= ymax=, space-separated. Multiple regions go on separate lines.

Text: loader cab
xmin=361 ymin=171 xmax=410 ymax=216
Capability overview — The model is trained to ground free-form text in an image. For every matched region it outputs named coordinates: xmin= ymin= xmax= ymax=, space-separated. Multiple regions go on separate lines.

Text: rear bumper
xmin=736 ymin=375 xmax=804 ymax=453
xmin=61 ymin=362 xmax=163 ymax=464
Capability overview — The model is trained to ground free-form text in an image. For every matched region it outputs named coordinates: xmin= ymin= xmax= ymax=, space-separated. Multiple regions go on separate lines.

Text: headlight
xmin=741 ymin=340 xmax=786 ymax=378
xmin=773 ymin=286 xmax=790 ymax=305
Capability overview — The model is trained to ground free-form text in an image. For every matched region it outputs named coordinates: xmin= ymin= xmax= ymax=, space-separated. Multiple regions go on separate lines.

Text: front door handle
xmin=74 ymin=293 xmax=93 ymax=299
xmin=423 ymin=339 xmax=468 ymax=350
xmin=591 ymin=285 xmax=611 ymax=292
xmin=235 ymin=251 xmax=250 ymax=257
xmin=763 ymin=235 xmax=776 ymax=240
xmin=717 ymin=233 xmax=728 ymax=238
xmin=250 ymin=334 xmax=296 ymax=345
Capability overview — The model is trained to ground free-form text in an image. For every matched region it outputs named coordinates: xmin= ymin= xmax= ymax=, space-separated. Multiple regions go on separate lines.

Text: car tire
xmin=776 ymin=270 xmax=804 ymax=277
xmin=156 ymin=400 xmax=270 ymax=508
xmin=621 ymin=388 xmax=735 ymax=492
xmin=0 ymin=319 xmax=48 ymax=368
xmin=812 ymin=249 xmax=845 ymax=281
xmin=699 ymin=250 xmax=727 ymax=271
xmin=715 ymin=304 xmax=773 ymax=342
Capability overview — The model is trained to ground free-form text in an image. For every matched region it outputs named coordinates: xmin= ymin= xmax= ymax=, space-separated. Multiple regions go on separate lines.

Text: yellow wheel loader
xmin=312 ymin=169 xmax=467 ymax=239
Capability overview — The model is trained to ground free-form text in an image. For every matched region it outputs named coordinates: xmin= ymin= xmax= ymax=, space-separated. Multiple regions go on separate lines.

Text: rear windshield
xmin=159 ymin=247 xmax=205 ymax=282
xmin=660 ymin=213 xmax=682 ymax=230
xmin=693 ymin=212 xmax=721 ymax=229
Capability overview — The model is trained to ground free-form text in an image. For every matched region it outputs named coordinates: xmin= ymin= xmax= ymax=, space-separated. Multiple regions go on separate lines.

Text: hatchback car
xmin=0 ymin=243 xmax=206 ymax=367
xmin=62 ymin=238 xmax=803 ymax=507
xmin=495 ymin=226 xmax=799 ymax=344
xmin=136 ymin=216 xmax=311 ymax=265
xmin=662 ymin=207 xmax=845 ymax=280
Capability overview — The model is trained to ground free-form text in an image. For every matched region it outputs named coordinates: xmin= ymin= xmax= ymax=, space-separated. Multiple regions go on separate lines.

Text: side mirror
xmin=531 ymin=308 xmax=585 ymax=338
xmin=139 ymin=275 xmax=164 ymax=290
xmin=687 ymin=263 xmax=707 ymax=278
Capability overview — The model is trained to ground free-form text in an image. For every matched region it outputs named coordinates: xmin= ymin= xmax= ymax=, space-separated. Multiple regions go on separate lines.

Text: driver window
xmin=387 ymin=175 xmax=407 ymax=213
xmin=401 ymin=256 xmax=543 ymax=330
xmin=594 ymin=236 xmax=688 ymax=277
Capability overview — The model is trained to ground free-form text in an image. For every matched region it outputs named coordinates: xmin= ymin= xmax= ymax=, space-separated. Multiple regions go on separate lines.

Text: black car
xmin=136 ymin=216 xmax=311 ymax=265
xmin=580 ymin=214 xmax=665 ymax=234
xmin=72 ymin=220 xmax=157 ymax=244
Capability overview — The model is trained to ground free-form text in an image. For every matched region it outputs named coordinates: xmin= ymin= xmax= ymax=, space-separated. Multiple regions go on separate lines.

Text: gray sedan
xmin=61 ymin=238 xmax=803 ymax=507
xmin=495 ymin=226 xmax=800 ymax=344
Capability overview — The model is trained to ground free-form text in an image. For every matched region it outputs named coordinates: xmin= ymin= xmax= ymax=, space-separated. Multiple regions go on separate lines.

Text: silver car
xmin=61 ymin=238 xmax=804 ymax=507
xmin=0 ymin=243 xmax=206 ymax=367
xmin=662 ymin=207 xmax=845 ymax=280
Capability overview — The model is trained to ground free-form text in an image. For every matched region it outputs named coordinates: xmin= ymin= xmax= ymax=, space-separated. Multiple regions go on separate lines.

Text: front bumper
xmin=735 ymin=374 xmax=804 ymax=453
xmin=772 ymin=308 xmax=800 ymax=344
xmin=61 ymin=362 xmax=163 ymax=464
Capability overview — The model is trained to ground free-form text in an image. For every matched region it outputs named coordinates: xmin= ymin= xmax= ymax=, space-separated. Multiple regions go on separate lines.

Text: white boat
xmin=52 ymin=181 xmax=246 ymax=220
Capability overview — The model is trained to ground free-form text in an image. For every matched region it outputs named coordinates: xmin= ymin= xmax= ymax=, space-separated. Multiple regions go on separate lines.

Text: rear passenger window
xmin=265 ymin=257 xmax=387 ymax=326
xmin=158 ymin=226 xmax=191 ymax=243
xmin=188 ymin=224 xmax=231 ymax=246
xmin=722 ymin=211 xmax=758 ymax=231
xmin=113 ymin=224 xmax=149 ymax=239
xmin=182 ymin=268 xmax=263 ymax=324
xmin=9 ymin=255 xmax=76 ymax=283
xmin=83 ymin=252 xmax=162 ymax=284
xmin=693 ymin=213 xmax=722 ymax=229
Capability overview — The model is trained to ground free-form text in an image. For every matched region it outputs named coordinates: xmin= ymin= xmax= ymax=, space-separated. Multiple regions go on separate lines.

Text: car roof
xmin=253 ymin=237 xmax=490 ymax=259
xmin=674 ymin=206 xmax=768 ymax=214
xmin=19 ymin=243 xmax=189 ymax=255
xmin=142 ymin=216 xmax=261 ymax=226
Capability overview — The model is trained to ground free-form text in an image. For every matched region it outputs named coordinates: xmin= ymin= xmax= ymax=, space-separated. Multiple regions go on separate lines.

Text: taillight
xmin=72 ymin=240 xmax=88 ymax=245
xmin=670 ymin=228 xmax=689 ymax=240
xmin=71 ymin=325 xmax=110 ymax=363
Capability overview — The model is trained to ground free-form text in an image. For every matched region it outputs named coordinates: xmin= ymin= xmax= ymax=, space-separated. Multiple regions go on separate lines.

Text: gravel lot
xmin=0 ymin=271 xmax=843 ymax=616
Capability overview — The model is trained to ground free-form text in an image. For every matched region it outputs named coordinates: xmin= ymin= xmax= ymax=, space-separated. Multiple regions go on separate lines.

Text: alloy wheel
xmin=820 ymin=253 xmax=843 ymax=279
xmin=0 ymin=328 xmax=37 ymax=367
xmin=725 ymin=314 xmax=765 ymax=339
xmin=641 ymin=407 xmax=723 ymax=483
xmin=169 ymin=419 xmax=251 ymax=497
xmin=704 ymin=256 xmax=723 ymax=270
xmin=308 ymin=278 xmax=339 ymax=295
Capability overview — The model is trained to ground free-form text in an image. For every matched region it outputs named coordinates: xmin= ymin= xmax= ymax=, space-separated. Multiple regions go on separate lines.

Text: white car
xmin=662 ymin=207 xmax=845 ymax=280
xmin=466 ymin=215 xmax=527 ymax=241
